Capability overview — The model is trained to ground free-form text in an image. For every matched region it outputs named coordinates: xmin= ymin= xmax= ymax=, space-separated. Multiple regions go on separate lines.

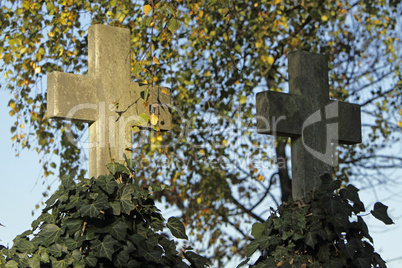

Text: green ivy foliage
xmin=0 ymin=163 xmax=209 ymax=268
xmin=239 ymin=174 xmax=393 ymax=268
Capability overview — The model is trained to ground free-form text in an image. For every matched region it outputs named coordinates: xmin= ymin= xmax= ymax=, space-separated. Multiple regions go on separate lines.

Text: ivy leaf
xmin=371 ymin=202 xmax=394 ymax=225
xmin=109 ymin=201 xmax=121 ymax=216
xmin=340 ymin=185 xmax=365 ymax=212
xmin=357 ymin=216 xmax=373 ymax=243
xmin=5 ymin=260 xmax=19 ymax=268
xmin=304 ymin=232 xmax=317 ymax=248
xmin=13 ymin=236 xmax=36 ymax=252
xmin=80 ymin=203 xmax=100 ymax=218
xmin=63 ymin=218 xmax=83 ymax=236
xmin=92 ymin=235 xmax=117 ymax=261
xmin=27 ymin=254 xmax=40 ymax=268
xmin=183 ymin=251 xmax=210 ymax=268
xmin=236 ymin=258 xmax=250 ymax=268
xmin=107 ymin=163 xmax=129 ymax=175
xmin=47 ymin=243 xmax=68 ymax=258
xmin=245 ymin=240 xmax=259 ymax=258
xmin=40 ymin=224 xmax=62 ymax=246
xmin=109 ymin=221 xmax=127 ymax=241
xmin=84 ymin=255 xmax=98 ymax=267
xmin=251 ymin=222 xmax=265 ymax=239
xmin=120 ymin=186 xmax=136 ymax=213
xmin=166 ymin=217 xmax=188 ymax=240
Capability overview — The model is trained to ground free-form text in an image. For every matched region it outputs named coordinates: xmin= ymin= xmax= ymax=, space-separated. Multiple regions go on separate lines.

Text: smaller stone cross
xmin=47 ymin=25 xmax=171 ymax=178
xmin=256 ymin=51 xmax=361 ymax=200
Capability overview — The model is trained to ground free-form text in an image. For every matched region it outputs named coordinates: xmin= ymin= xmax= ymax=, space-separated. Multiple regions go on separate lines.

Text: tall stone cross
xmin=47 ymin=24 xmax=171 ymax=178
xmin=256 ymin=51 xmax=361 ymax=200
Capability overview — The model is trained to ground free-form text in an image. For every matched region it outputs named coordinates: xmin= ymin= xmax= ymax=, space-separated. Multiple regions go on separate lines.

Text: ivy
xmin=1 ymin=163 xmax=208 ymax=267
xmin=239 ymin=174 xmax=393 ymax=268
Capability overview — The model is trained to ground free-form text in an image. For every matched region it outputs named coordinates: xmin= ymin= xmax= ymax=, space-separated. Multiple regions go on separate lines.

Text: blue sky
xmin=0 ymin=86 xmax=402 ymax=266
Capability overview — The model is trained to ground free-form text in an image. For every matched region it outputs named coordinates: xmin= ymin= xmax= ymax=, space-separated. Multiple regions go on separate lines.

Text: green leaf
xmin=5 ymin=260 xmax=19 ymax=268
xmin=183 ymin=251 xmax=209 ymax=268
xmin=109 ymin=201 xmax=121 ymax=215
xmin=166 ymin=217 xmax=188 ymax=240
xmin=167 ymin=19 xmax=180 ymax=33
xmin=13 ymin=236 xmax=35 ymax=252
xmin=27 ymin=254 xmax=40 ymax=268
xmin=245 ymin=240 xmax=259 ymax=258
xmin=92 ymin=235 xmax=117 ymax=261
xmin=84 ymin=255 xmax=98 ymax=267
xmin=251 ymin=222 xmax=265 ymax=239
xmin=340 ymin=185 xmax=365 ymax=212
xmin=109 ymin=221 xmax=127 ymax=241
xmin=236 ymin=258 xmax=250 ymax=268
xmin=357 ymin=216 xmax=373 ymax=243
xmin=40 ymin=224 xmax=62 ymax=246
xmin=47 ymin=243 xmax=68 ymax=258
xmin=143 ymin=87 xmax=150 ymax=102
xmin=304 ymin=232 xmax=317 ymax=248
xmin=80 ymin=203 xmax=100 ymax=218
xmin=371 ymin=202 xmax=394 ymax=225
xmin=120 ymin=186 xmax=136 ymax=213
xmin=138 ymin=113 xmax=150 ymax=126
xmin=63 ymin=218 xmax=83 ymax=235
xmin=107 ymin=162 xmax=129 ymax=175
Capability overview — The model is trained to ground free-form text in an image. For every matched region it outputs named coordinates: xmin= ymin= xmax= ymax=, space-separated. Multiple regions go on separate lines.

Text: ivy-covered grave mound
xmin=239 ymin=174 xmax=394 ymax=268
xmin=1 ymin=162 xmax=209 ymax=268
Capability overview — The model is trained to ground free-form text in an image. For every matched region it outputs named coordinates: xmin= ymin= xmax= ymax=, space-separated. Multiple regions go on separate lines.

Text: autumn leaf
xmin=153 ymin=56 xmax=160 ymax=64
xmin=143 ymin=5 xmax=152 ymax=16
xmin=150 ymin=114 xmax=158 ymax=125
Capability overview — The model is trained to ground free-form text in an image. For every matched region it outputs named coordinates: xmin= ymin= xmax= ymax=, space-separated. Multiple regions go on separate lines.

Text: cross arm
xmin=47 ymin=71 xmax=99 ymax=123
xmin=256 ymin=91 xmax=305 ymax=137
xmin=337 ymin=101 xmax=361 ymax=144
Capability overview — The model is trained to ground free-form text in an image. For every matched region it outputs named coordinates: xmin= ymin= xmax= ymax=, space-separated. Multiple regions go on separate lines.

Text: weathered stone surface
xmin=47 ymin=24 xmax=171 ymax=178
xmin=256 ymin=51 xmax=361 ymax=200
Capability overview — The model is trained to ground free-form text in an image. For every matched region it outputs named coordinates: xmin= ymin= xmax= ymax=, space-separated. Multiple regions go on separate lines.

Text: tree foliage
xmin=1 ymin=162 xmax=208 ymax=268
xmin=0 ymin=0 xmax=401 ymax=265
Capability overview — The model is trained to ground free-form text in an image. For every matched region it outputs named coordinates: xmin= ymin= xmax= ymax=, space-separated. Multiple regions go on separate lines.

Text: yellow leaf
xmin=153 ymin=56 xmax=160 ymax=64
xmin=143 ymin=4 xmax=152 ymax=16
xmin=161 ymin=88 xmax=169 ymax=94
xmin=267 ymin=56 xmax=275 ymax=65
xmin=9 ymin=101 xmax=16 ymax=110
xmin=398 ymin=121 xmax=402 ymax=128
xmin=34 ymin=66 xmax=41 ymax=74
xmin=199 ymin=149 xmax=205 ymax=156
xmin=20 ymin=124 xmax=24 ymax=129
xmin=150 ymin=114 xmax=159 ymax=125
xmin=257 ymin=175 xmax=264 ymax=182
xmin=321 ymin=15 xmax=328 ymax=22
xmin=132 ymin=126 xmax=140 ymax=133
xmin=222 ymin=140 xmax=228 ymax=146
xmin=197 ymin=197 xmax=202 ymax=204
xmin=239 ymin=96 xmax=247 ymax=104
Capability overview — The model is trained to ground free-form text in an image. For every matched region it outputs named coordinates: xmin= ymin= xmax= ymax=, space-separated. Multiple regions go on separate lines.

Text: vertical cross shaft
xmin=256 ymin=51 xmax=361 ymax=200
xmin=47 ymin=25 xmax=171 ymax=178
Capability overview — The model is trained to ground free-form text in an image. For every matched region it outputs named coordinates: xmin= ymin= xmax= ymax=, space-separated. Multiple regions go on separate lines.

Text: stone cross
xmin=47 ymin=24 xmax=171 ymax=178
xmin=256 ymin=51 xmax=361 ymax=200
